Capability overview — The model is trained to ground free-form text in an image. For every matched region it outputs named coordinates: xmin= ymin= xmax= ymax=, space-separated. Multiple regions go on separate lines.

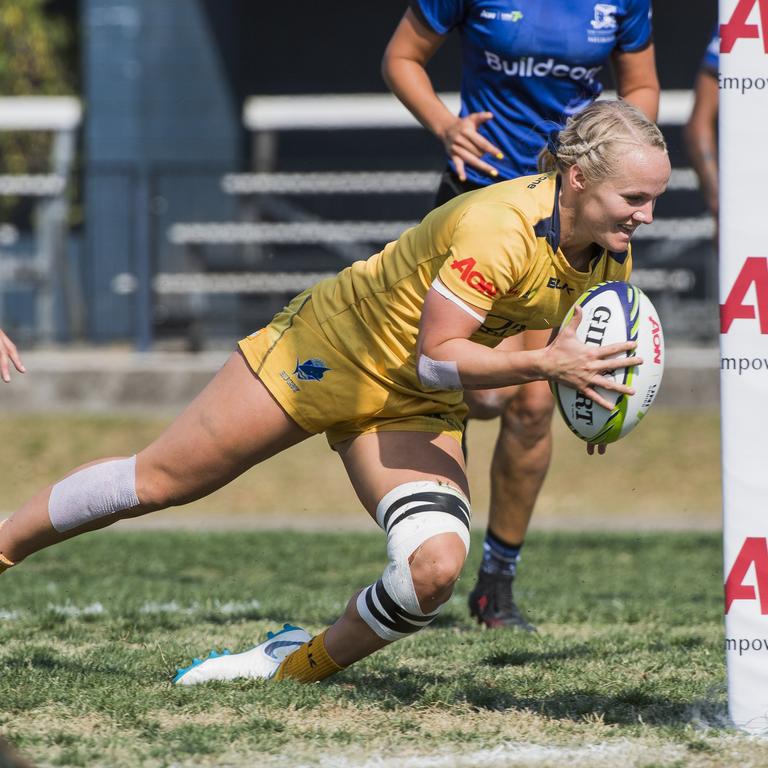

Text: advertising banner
xmin=720 ymin=0 xmax=768 ymax=733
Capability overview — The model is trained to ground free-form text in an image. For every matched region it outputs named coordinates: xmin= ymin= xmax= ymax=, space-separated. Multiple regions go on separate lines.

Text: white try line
xmin=292 ymin=740 xmax=689 ymax=768
xmin=1 ymin=599 xmax=262 ymax=621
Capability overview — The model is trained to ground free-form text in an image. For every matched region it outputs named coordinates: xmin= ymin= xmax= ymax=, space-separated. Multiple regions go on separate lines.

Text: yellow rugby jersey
xmin=302 ymin=172 xmax=631 ymax=392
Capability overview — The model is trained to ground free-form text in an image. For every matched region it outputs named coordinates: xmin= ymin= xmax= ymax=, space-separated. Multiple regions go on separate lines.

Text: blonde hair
xmin=537 ymin=100 xmax=667 ymax=181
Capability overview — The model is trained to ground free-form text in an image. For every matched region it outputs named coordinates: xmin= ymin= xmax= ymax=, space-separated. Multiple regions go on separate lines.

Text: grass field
xmin=0 ymin=408 xmax=721 ymax=531
xmin=0 ymin=408 xmax=734 ymax=766
xmin=0 ymin=529 xmax=757 ymax=768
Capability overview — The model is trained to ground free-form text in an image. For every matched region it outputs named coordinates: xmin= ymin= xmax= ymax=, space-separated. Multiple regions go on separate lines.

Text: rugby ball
xmin=552 ymin=281 xmax=664 ymax=444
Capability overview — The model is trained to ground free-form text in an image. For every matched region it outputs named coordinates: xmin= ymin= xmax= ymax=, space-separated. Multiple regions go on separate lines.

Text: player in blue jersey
xmin=685 ymin=28 xmax=718 ymax=221
xmin=383 ymin=0 xmax=660 ymax=631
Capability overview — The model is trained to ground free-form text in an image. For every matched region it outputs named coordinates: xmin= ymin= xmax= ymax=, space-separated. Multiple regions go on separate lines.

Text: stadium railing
xmin=158 ymin=90 xmax=715 ymax=347
xmin=0 ymin=96 xmax=81 ymax=343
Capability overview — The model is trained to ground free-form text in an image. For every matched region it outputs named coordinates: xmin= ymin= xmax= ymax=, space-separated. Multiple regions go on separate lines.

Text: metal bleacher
xmin=0 ymin=97 xmax=81 ymax=344
xmin=159 ymin=90 xmax=716 ymax=347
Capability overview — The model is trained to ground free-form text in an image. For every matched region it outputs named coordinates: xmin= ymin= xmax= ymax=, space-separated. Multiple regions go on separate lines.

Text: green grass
xmin=0 ymin=529 xmax=756 ymax=767
xmin=0 ymin=409 xmax=722 ymax=531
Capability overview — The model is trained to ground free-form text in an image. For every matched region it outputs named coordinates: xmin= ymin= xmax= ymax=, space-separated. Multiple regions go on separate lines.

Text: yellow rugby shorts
xmin=238 ymin=292 xmax=465 ymax=447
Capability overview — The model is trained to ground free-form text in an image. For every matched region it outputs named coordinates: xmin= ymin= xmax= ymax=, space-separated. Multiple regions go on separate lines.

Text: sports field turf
xmin=0 ymin=409 xmax=722 ymax=531
xmin=0 ymin=528 xmax=760 ymax=768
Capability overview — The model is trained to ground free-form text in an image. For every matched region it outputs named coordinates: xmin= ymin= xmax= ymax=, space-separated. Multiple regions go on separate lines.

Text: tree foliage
xmin=0 ymin=0 xmax=76 ymax=177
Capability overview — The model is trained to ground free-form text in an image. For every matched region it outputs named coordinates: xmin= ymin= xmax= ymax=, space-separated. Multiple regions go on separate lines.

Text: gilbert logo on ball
xmin=552 ymin=281 xmax=664 ymax=444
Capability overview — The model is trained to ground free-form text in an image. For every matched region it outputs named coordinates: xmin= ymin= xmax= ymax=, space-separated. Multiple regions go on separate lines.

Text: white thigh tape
xmin=49 ymin=456 xmax=140 ymax=533
xmin=356 ymin=480 xmax=471 ymax=641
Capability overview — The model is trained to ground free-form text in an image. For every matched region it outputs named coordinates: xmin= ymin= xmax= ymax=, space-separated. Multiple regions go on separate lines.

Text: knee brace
xmin=356 ymin=480 xmax=471 ymax=642
xmin=48 ymin=456 xmax=140 ymax=533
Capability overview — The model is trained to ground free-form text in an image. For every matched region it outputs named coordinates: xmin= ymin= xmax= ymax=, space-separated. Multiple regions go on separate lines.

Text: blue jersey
xmin=701 ymin=27 xmax=718 ymax=76
xmin=412 ymin=0 xmax=652 ymax=185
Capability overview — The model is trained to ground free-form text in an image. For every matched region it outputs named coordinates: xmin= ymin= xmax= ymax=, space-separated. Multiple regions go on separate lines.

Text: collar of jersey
xmin=534 ymin=174 xmax=628 ymax=272
xmin=533 ymin=175 xmax=588 ymax=277
xmin=533 ymin=174 xmax=561 ymax=252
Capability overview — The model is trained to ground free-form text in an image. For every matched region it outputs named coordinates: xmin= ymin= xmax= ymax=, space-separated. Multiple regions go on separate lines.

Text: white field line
xmin=48 ymin=602 xmax=105 ymax=617
xmin=139 ymin=599 xmax=262 ymax=615
xmin=290 ymin=740 xmax=688 ymax=768
xmin=1 ymin=599 xmax=261 ymax=621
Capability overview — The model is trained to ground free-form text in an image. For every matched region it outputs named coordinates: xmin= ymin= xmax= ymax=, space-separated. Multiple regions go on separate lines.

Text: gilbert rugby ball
xmin=552 ymin=281 xmax=664 ymax=444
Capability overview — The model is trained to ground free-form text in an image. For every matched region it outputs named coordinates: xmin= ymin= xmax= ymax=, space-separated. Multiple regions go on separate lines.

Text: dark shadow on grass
xmin=654 ymin=635 xmax=707 ymax=651
xmin=482 ymin=644 xmax=596 ymax=667
xmin=428 ymin=614 xmax=477 ymax=630
xmin=3 ymin=648 xmax=138 ymax=678
xmin=338 ymin=668 xmax=712 ymax=727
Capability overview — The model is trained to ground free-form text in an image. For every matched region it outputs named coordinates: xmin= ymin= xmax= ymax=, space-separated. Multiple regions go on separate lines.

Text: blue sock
xmin=480 ymin=530 xmax=522 ymax=577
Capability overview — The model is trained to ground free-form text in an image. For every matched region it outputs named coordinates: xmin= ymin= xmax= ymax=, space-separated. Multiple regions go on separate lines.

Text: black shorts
xmin=434 ymin=167 xmax=486 ymax=207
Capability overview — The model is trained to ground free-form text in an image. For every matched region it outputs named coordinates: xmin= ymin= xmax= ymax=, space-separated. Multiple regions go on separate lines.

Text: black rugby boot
xmin=468 ymin=570 xmax=537 ymax=632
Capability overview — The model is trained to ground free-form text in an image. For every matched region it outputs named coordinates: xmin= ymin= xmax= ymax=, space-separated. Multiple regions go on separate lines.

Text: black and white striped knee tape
xmin=360 ymin=578 xmax=439 ymax=637
xmin=381 ymin=490 xmax=471 ymax=535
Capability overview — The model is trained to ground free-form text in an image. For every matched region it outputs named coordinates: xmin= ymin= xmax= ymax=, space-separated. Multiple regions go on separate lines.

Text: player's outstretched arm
xmin=0 ymin=328 xmax=25 ymax=383
xmin=417 ymin=288 xmax=640 ymax=409
xmin=382 ymin=9 xmax=502 ymax=181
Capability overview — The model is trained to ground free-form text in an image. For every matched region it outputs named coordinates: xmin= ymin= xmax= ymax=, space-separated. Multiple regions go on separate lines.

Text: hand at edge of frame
xmin=0 ymin=329 xmax=26 ymax=383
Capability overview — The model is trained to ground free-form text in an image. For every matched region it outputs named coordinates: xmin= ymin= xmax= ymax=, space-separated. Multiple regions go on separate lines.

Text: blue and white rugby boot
xmin=173 ymin=624 xmax=311 ymax=685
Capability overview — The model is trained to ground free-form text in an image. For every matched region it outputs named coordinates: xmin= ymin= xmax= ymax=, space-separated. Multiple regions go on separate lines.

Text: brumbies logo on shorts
xmin=294 ymin=358 xmax=330 ymax=381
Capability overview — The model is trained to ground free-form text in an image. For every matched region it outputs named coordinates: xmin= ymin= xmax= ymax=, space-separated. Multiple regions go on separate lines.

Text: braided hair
xmin=537 ymin=100 xmax=667 ymax=182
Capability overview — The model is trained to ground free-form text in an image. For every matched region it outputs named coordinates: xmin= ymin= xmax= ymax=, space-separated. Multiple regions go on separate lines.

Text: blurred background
xmin=0 ymin=0 xmax=718 ymax=356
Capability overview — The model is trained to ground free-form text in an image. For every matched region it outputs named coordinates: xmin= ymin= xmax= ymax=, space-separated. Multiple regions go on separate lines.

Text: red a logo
xmin=721 ymin=0 xmax=768 ymax=53
xmin=720 ymin=257 xmax=768 ymax=333
xmin=725 ymin=537 xmax=768 ymax=614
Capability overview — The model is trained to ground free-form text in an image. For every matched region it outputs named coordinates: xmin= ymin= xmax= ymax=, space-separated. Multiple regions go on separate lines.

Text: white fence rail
xmin=243 ymin=90 xmax=694 ymax=131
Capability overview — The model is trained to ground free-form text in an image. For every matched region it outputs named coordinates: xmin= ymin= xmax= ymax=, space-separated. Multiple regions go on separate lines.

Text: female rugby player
xmin=0 ymin=101 xmax=670 ymax=686
xmin=383 ymin=0 xmax=660 ymax=630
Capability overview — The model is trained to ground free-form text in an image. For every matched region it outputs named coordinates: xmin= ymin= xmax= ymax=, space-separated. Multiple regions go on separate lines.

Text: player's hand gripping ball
xmin=552 ymin=281 xmax=664 ymax=444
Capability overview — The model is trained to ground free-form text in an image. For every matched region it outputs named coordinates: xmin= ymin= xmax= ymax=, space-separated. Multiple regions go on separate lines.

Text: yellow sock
xmin=0 ymin=520 xmax=15 ymax=574
xmin=274 ymin=630 xmax=344 ymax=683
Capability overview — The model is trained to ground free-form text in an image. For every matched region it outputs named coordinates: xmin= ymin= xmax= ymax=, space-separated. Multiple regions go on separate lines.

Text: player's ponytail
xmin=537 ymin=100 xmax=666 ymax=181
